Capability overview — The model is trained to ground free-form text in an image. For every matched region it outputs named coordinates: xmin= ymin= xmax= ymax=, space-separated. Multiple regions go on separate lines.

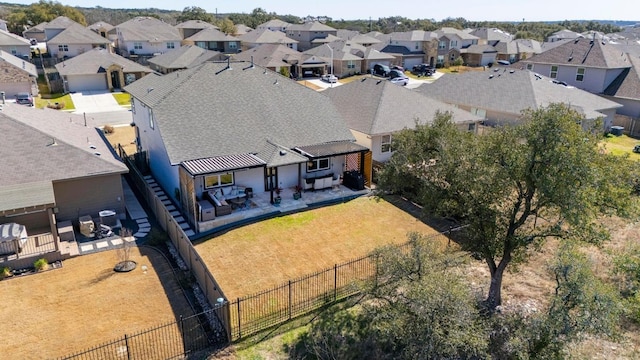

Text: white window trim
xmin=307 ymin=158 xmax=330 ymax=172
xmin=381 ymin=134 xmax=392 ymax=153
xmin=149 ymin=110 xmax=154 ymax=130
xmin=550 ymin=65 xmax=558 ymax=79
xmin=526 ymin=63 xmax=534 ymax=70
xmin=204 ymin=172 xmax=235 ymax=189
xmin=576 ymin=67 xmax=585 ymax=82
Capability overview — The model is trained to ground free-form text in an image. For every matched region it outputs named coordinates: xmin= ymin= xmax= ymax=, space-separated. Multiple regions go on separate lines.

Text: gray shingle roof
xmin=304 ymin=40 xmax=363 ymax=61
xmin=468 ymin=28 xmax=512 ymax=42
xmin=0 ymin=50 xmax=37 ymax=77
xmin=44 ymin=16 xmax=78 ymax=29
xmin=55 ymin=47 xmax=152 ymax=76
xmin=232 ymin=44 xmax=302 ymax=68
xmin=524 ymin=37 xmax=632 ymax=68
xmin=363 ymin=48 xmax=395 ymax=61
xmin=0 ymin=104 xmax=127 ymax=190
xmin=239 ymin=28 xmax=298 ymax=45
xmin=88 ymin=21 xmax=114 ymax=32
xmin=124 ymin=62 xmax=356 ymax=164
xmin=390 ymin=30 xmax=438 ymax=42
xmin=414 ymin=70 xmax=622 ymax=119
xmin=436 ymin=27 xmax=479 ymax=40
xmin=47 ymin=23 xmax=111 ymax=45
xmin=234 ymin=24 xmax=253 ymax=36
xmin=0 ymin=181 xmax=55 ymax=213
xmin=603 ymin=55 xmax=640 ymax=100
xmin=462 ymin=44 xmax=497 ymax=54
xmin=287 ymin=21 xmax=336 ymax=32
xmin=175 ymin=20 xmax=218 ymax=30
xmin=148 ymin=45 xmax=224 ymax=70
xmin=336 ymin=30 xmax=381 ymax=45
xmin=186 ymin=28 xmax=239 ymax=42
xmin=381 ymin=44 xmax=423 ymax=55
xmin=116 ymin=17 xmax=181 ymax=42
xmin=0 ymin=29 xmax=30 ymax=46
xmin=256 ymin=141 xmax=308 ymax=167
xmin=324 ymin=78 xmax=481 ymax=135
xmin=256 ymin=19 xmax=291 ymax=30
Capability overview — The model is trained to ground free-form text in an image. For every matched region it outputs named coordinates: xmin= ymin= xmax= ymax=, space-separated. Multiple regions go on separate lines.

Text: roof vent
xmin=361 ymin=78 xmax=366 ymax=82
xmin=94 ymin=152 xmax=101 ymax=156
xmin=489 ymin=74 xmax=494 ymax=79
xmin=279 ymin=149 xmax=287 ymax=155
xmin=146 ymin=88 xmax=153 ymax=93
xmin=376 ymin=80 xmax=382 ymax=84
xmin=89 ymin=145 xmax=96 ymax=149
xmin=509 ymin=69 xmax=515 ymax=74
xmin=574 ymin=38 xmax=580 ymax=44
xmin=47 ymin=138 xmax=58 ymax=147
xmin=274 ymin=79 xmax=279 ymax=85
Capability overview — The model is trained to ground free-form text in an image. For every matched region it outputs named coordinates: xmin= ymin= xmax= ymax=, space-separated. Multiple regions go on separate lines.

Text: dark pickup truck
xmin=411 ymin=64 xmax=436 ymax=76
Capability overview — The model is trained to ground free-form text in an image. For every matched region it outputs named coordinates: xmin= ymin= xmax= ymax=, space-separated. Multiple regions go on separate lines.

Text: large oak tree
xmin=378 ymin=104 xmax=635 ymax=310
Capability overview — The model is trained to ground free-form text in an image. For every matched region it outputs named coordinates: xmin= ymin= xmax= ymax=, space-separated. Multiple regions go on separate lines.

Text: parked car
xmin=389 ymin=75 xmax=409 ymax=86
xmin=391 ymin=65 xmax=404 ymax=71
xmin=497 ymin=60 xmax=511 ymax=65
xmin=388 ymin=69 xmax=405 ymax=79
xmin=373 ymin=63 xmax=391 ymax=77
xmin=633 ymin=145 xmax=640 ymax=154
xmin=411 ymin=64 xmax=435 ymax=76
xmin=321 ymin=74 xmax=338 ymax=83
xmin=15 ymin=92 xmax=33 ymax=106
xmin=29 ymin=38 xmax=37 ymax=46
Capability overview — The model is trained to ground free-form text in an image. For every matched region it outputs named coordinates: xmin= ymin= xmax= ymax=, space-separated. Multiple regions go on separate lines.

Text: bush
xmin=103 ymin=124 xmax=115 ymax=134
xmin=1 ymin=266 xmax=11 ymax=279
xmin=34 ymin=258 xmax=48 ymax=272
xmin=46 ymin=101 xmax=65 ymax=110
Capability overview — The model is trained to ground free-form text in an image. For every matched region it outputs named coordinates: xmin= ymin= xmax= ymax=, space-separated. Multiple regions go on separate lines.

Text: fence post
xmin=124 ymin=334 xmax=131 ymax=360
xmin=180 ymin=315 xmax=186 ymax=356
xmin=288 ymin=280 xmax=292 ymax=320
xmin=334 ymin=264 xmax=338 ymax=301
xmin=237 ymin=298 xmax=242 ymax=340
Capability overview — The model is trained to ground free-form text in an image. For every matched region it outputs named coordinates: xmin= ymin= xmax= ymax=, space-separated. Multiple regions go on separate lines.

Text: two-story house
xmin=285 ymin=21 xmax=337 ymax=51
xmin=115 ymin=17 xmax=182 ymax=57
xmin=148 ymin=45 xmax=226 ymax=74
xmin=435 ymin=27 xmax=479 ymax=67
xmin=47 ymin=23 xmax=112 ymax=59
xmin=175 ymin=20 xmax=218 ymax=39
xmin=182 ymin=28 xmax=241 ymax=54
xmin=238 ymin=28 xmax=298 ymax=51
xmin=255 ymin=19 xmax=291 ymax=32
xmin=0 ymin=30 xmax=31 ymax=59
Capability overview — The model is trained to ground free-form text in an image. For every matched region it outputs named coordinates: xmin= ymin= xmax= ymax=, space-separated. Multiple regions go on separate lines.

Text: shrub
xmin=1 ymin=266 xmax=11 ymax=279
xmin=46 ymin=101 xmax=65 ymax=110
xmin=34 ymin=258 xmax=48 ymax=272
xmin=147 ymin=227 xmax=169 ymax=247
xmin=103 ymin=124 xmax=115 ymax=134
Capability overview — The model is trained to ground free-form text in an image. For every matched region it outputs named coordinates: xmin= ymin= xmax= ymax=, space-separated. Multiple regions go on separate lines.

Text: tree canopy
xmin=6 ymin=0 xmax=86 ymax=34
xmin=378 ymin=104 xmax=635 ymax=311
xmin=175 ymin=6 xmax=214 ymax=24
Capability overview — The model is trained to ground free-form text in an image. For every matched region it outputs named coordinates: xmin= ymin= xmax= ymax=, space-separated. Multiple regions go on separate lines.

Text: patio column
xmin=48 ymin=207 xmax=59 ymax=252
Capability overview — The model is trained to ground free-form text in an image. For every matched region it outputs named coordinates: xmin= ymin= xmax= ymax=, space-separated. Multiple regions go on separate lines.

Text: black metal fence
xmin=58 ymin=305 xmax=225 ymax=360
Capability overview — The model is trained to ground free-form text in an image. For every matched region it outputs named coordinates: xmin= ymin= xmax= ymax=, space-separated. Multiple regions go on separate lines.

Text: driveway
xmin=303 ymin=78 xmax=344 ymax=90
xmin=71 ymin=91 xmax=127 ymax=114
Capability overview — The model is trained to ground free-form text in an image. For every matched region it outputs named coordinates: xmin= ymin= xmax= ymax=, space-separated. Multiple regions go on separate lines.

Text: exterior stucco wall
xmin=53 ymin=174 xmax=125 ymax=222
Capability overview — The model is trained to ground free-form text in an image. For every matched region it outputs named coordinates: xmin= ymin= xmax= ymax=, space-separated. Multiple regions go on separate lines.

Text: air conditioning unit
xmin=99 ymin=210 xmax=117 ymax=227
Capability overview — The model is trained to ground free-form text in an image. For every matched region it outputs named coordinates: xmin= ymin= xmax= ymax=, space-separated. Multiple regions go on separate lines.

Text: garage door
xmin=402 ymin=57 xmax=424 ymax=69
xmin=66 ymin=74 xmax=108 ymax=92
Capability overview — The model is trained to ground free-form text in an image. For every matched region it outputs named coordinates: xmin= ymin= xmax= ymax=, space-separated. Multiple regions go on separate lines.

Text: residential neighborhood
xmin=1 ymin=2 xmax=640 ymax=359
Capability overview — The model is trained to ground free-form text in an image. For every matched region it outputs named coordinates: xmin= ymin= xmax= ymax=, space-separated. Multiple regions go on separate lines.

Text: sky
xmin=8 ymin=0 xmax=637 ymax=22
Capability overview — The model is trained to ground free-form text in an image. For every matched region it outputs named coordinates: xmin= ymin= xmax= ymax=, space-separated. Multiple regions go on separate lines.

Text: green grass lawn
xmin=112 ymin=92 xmax=131 ymax=106
xmin=35 ymin=93 xmax=75 ymax=110
xmin=600 ymin=134 xmax=640 ymax=159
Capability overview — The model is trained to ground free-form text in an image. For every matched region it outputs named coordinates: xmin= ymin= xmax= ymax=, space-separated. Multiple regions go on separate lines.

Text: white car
xmin=389 ymin=76 xmax=409 ymax=86
xmin=321 ymin=74 xmax=338 ymax=83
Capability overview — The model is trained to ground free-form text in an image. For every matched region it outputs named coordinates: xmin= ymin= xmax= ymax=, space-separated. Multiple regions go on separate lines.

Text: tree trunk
xmin=486 ymin=264 xmax=506 ymax=311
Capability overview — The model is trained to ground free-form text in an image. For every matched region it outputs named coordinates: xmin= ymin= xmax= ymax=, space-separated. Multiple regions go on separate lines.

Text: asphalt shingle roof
xmin=0 ymin=50 xmax=37 ymax=77
xmin=324 ymin=78 xmax=481 ymax=135
xmin=603 ymin=55 xmax=640 ymax=100
xmin=43 ymin=16 xmax=78 ymax=29
xmin=287 ymin=21 xmax=336 ymax=32
xmin=55 ymin=47 xmax=152 ymax=75
xmin=436 ymin=27 xmax=479 ymax=41
xmin=239 ymin=28 xmax=298 ymax=45
xmin=175 ymin=20 xmax=218 ymax=31
xmin=0 ymin=29 xmax=30 ymax=46
xmin=116 ymin=17 xmax=181 ymax=42
xmin=524 ymin=37 xmax=632 ymax=68
xmin=88 ymin=21 xmax=114 ymax=32
xmin=414 ymin=69 xmax=622 ymax=119
xmin=256 ymin=19 xmax=291 ymax=30
xmin=124 ymin=62 xmax=356 ymax=164
xmin=186 ymin=28 xmax=239 ymax=42
xmin=232 ymin=44 xmax=302 ymax=68
xmin=47 ymin=23 xmax=111 ymax=45
xmin=148 ymin=45 xmax=224 ymax=70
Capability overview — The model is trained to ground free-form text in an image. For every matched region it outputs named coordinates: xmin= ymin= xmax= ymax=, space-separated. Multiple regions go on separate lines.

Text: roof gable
xmin=54 ymin=47 xmax=152 ymax=75
xmin=47 ymin=23 xmax=111 ymax=45
xmin=239 ymin=28 xmax=297 ymax=44
xmin=124 ymin=62 xmax=355 ymax=164
xmin=148 ymin=45 xmax=224 ymax=69
xmin=186 ymin=27 xmax=239 ymax=42
xmin=603 ymin=55 xmax=640 ymax=99
xmin=525 ymin=37 xmax=632 ymax=68
xmin=0 ymin=29 xmax=30 ymax=46
xmin=116 ymin=17 xmax=181 ymax=42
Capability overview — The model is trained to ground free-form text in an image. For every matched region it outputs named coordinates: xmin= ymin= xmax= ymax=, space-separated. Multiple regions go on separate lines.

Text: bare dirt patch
xmin=195 ymin=197 xmax=446 ymax=299
xmin=0 ymin=247 xmax=194 ymax=359
xmin=104 ymin=125 xmax=136 ymax=155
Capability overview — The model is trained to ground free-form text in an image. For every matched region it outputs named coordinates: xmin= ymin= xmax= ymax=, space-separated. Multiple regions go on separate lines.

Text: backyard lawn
xmin=0 ymin=247 xmax=194 ymax=359
xmin=112 ymin=92 xmax=131 ymax=106
xmin=105 ymin=124 xmax=137 ymax=155
xmin=600 ymin=133 xmax=640 ymax=159
xmin=195 ymin=197 xmax=446 ymax=299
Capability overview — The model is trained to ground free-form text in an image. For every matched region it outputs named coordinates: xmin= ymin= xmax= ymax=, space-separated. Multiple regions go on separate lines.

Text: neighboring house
xmin=304 ymin=39 xmax=363 ymax=78
xmin=115 ymin=17 xmax=182 ymax=57
xmin=602 ymin=55 xmax=640 ymax=118
xmin=234 ymin=24 xmax=253 ymax=36
xmin=361 ymin=48 xmax=396 ymax=74
xmin=239 ymin=28 xmax=298 ymax=51
xmin=324 ymin=77 xmax=482 ymax=183
xmin=0 ymin=19 xmax=7 ymax=32
xmin=182 ymin=27 xmax=240 ymax=54
xmin=467 ymin=28 xmax=512 ymax=44
xmin=23 ymin=22 xmax=47 ymax=43
xmin=124 ymin=62 xmax=368 ymax=231
xmin=515 ymin=38 xmax=543 ymax=55
xmin=336 ymin=30 xmax=381 ymax=47
xmin=255 ymin=19 xmax=291 ymax=32
xmin=285 ymin=21 xmax=337 ymax=51
xmin=547 ymin=29 xmax=583 ymax=42
xmin=414 ymin=69 xmax=622 ymax=131
xmin=55 ymin=47 xmax=152 ymax=92
xmin=460 ymin=44 xmax=497 ymax=66
xmin=148 ymin=45 xmax=226 ymax=74
xmin=0 ymin=103 xmax=127 ymax=264
xmin=494 ymin=40 xmax=537 ymax=63
xmin=47 ymin=23 xmax=112 ymax=59
xmin=232 ymin=43 xmax=327 ymax=78
xmin=309 ymin=34 xmax=341 ymax=46
xmin=374 ymin=30 xmax=438 ymax=69
xmin=519 ymin=37 xmax=632 ymax=94
xmin=0 ymin=29 xmax=31 ymax=59
xmin=0 ymin=50 xmax=38 ymax=97
xmin=42 ymin=16 xmax=78 ymax=41
xmin=175 ymin=20 xmax=218 ymax=39
xmin=435 ymin=27 xmax=479 ymax=67
xmin=88 ymin=21 xmax=116 ymax=41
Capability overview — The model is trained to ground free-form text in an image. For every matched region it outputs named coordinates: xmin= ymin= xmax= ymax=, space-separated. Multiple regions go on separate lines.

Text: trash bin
xmin=610 ymin=126 xmax=624 ymax=136
xmin=245 ymin=187 xmax=253 ymax=198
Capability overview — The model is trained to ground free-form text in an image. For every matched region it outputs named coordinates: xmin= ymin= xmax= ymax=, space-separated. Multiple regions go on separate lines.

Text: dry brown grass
xmin=195 ymin=197 xmax=445 ymax=299
xmin=0 ymin=247 xmax=194 ymax=359
xmin=105 ymin=125 xmax=137 ymax=155
xmin=296 ymin=80 xmax=322 ymax=90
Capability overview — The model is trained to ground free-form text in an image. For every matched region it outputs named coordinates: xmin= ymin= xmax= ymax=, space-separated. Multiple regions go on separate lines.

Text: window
xmin=131 ymin=98 xmax=135 ymax=114
xmin=526 ymin=63 xmax=534 ymax=70
xmin=450 ymin=53 xmax=456 ymax=61
xmin=166 ymin=42 xmax=175 ymax=49
xmin=307 ymin=158 xmax=330 ymax=172
xmin=576 ymin=67 xmax=585 ymax=82
xmin=228 ymin=41 xmax=237 ymax=49
xmin=438 ymin=40 xmax=446 ymax=49
xmin=133 ymin=42 xmax=143 ymax=50
xmin=196 ymin=41 xmax=206 ymax=49
xmin=347 ymin=60 xmax=355 ymax=69
xmin=550 ymin=65 xmax=558 ymax=79
xmin=58 ymin=44 xmax=69 ymax=52
xmin=204 ymin=173 xmax=234 ymax=188
xmin=437 ymin=55 xmax=445 ymax=65
xmin=468 ymin=123 xmax=476 ymax=132
xmin=10 ymin=46 xmax=17 ymax=55
xmin=470 ymin=108 xmax=486 ymax=118
xmin=381 ymin=135 xmax=392 ymax=153
xmin=415 ymin=42 xmax=419 ymax=50
xmin=149 ymin=110 xmax=154 ymax=130
xmin=450 ymin=40 xmax=458 ymax=48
